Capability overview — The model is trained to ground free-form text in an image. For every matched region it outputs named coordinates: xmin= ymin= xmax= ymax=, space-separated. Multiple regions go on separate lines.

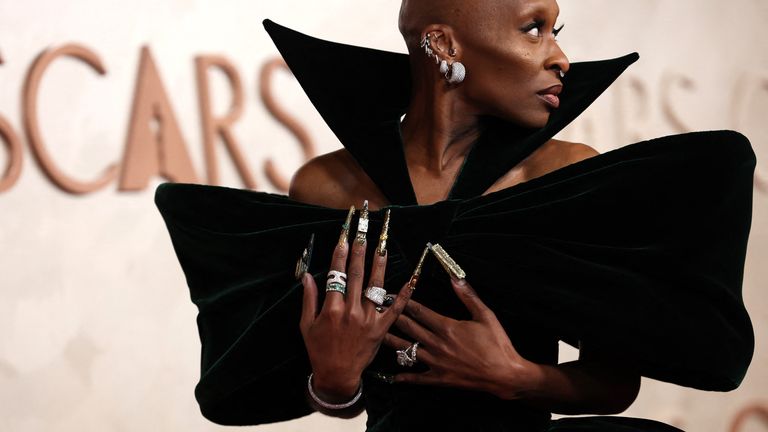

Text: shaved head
xmin=398 ymin=0 xmax=508 ymax=52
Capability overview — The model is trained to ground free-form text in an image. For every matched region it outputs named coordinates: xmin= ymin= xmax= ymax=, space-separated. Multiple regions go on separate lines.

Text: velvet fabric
xmin=155 ymin=20 xmax=754 ymax=432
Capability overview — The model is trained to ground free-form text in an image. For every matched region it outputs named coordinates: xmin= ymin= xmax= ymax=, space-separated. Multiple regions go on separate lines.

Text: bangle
xmin=307 ymin=373 xmax=363 ymax=410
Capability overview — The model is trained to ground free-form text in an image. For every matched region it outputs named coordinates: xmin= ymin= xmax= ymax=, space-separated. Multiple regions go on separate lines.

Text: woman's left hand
xmin=383 ymin=278 xmax=538 ymax=400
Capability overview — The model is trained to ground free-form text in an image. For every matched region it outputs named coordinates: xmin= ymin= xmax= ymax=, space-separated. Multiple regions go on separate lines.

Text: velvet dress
xmin=155 ymin=20 xmax=755 ymax=431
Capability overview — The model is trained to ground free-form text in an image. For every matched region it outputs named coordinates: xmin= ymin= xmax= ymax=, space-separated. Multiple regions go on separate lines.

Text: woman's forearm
xmin=496 ymin=359 xmax=641 ymax=415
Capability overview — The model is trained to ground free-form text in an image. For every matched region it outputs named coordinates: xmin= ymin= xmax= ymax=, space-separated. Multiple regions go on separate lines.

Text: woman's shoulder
xmin=484 ymin=139 xmax=599 ymax=194
xmin=289 ymin=149 xmax=386 ymax=209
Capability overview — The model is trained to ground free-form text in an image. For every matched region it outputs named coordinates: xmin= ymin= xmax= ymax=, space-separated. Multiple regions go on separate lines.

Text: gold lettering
xmin=614 ymin=75 xmax=651 ymax=143
xmin=22 ymin=44 xmax=118 ymax=194
xmin=259 ymin=58 xmax=317 ymax=192
xmin=119 ymin=46 xmax=198 ymax=191
xmin=195 ymin=55 xmax=255 ymax=188
xmin=661 ymin=72 xmax=695 ymax=134
xmin=0 ymin=115 xmax=22 ymax=193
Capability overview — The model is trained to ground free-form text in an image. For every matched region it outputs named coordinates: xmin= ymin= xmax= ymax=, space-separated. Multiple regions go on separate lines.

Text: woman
xmin=155 ymin=0 xmax=755 ymax=430
xmin=293 ymin=0 xmax=641 ymax=421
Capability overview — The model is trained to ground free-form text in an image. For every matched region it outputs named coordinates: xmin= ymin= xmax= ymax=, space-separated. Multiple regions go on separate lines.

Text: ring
xmin=364 ymin=286 xmax=387 ymax=306
xmin=326 ymin=270 xmax=348 ymax=295
xmin=375 ymin=306 xmax=385 ymax=313
xmin=396 ymin=342 xmax=419 ymax=367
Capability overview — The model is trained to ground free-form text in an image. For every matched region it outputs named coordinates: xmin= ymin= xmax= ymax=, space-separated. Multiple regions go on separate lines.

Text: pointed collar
xmin=263 ymin=19 xmax=639 ymax=205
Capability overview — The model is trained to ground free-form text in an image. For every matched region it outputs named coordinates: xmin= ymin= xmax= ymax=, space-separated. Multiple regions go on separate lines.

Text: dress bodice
xmin=153 ymin=20 xmax=755 ymax=432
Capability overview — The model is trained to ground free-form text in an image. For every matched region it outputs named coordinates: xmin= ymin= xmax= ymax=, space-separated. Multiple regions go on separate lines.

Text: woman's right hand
xmin=299 ymin=207 xmax=414 ymax=404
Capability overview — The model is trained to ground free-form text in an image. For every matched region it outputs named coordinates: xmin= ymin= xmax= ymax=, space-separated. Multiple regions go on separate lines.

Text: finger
xmin=393 ymin=370 xmax=443 ymax=386
xmin=345 ymin=230 xmax=367 ymax=310
xmin=381 ymin=280 xmax=415 ymax=328
xmin=383 ymin=333 xmax=437 ymax=366
xmin=362 ymin=251 xmax=388 ymax=314
xmin=395 ymin=315 xmax=438 ymax=348
xmin=382 ymin=332 xmax=411 ymax=349
xmin=451 ymin=278 xmax=493 ymax=321
xmin=404 ymin=299 xmax=447 ymax=331
xmin=300 ymin=273 xmax=318 ymax=332
xmin=321 ymin=207 xmax=354 ymax=313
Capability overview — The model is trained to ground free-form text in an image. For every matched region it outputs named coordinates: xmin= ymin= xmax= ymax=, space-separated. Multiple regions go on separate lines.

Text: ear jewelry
xmin=445 ymin=60 xmax=466 ymax=85
xmin=420 ymin=33 xmax=441 ymax=64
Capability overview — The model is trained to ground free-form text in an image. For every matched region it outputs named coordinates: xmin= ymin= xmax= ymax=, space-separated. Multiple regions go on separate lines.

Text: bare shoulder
xmin=484 ymin=139 xmax=599 ymax=194
xmin=543 ymin=139 xmax=600 ymax=163
xmin=289 ymin=149 xmax=358 ymax=208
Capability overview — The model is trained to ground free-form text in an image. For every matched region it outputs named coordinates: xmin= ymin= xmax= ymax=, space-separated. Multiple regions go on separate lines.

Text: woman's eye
xmin=525 ymin=23 xmax=541 ymax=37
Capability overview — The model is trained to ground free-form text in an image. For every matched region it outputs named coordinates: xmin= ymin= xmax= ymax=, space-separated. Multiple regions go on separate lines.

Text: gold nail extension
xmin=339 ymin=205 xmax=356 ymax=247
xmin=294 ymin=234 xmax=315 ymax=280
xmin=376 ymin=209 xmax=391 ymax=256
xmin=355 ymin=200 xmax=369 ymax=245
xmin=427 ymin=243 xmax=466 ymax=280
xmin=408 ymin=245 xmax=430 ymax=290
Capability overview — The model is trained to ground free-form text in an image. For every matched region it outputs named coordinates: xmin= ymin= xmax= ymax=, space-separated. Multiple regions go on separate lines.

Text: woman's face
xmin=458 ymin=0 xmax=569 ymax=128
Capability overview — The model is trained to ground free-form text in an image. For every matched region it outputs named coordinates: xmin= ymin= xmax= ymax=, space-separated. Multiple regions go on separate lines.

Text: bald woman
xmin=290 ymin=0 xmax=642 ymax=425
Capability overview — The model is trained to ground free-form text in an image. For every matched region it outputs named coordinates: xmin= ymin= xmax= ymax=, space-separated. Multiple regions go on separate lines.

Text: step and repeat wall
xmin=0 ymin=0 xmax=766 ymax=431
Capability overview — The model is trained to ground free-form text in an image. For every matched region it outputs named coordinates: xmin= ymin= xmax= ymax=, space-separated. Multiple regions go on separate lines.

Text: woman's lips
xmin=537 ymin=84 xmax=562 ymax=109
xmin=538 ymin=93 xmax=560 ymax=109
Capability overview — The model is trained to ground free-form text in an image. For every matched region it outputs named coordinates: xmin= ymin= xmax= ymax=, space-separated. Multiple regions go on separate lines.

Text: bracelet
xmin=307 ymin=373 xmax=363 ymax=410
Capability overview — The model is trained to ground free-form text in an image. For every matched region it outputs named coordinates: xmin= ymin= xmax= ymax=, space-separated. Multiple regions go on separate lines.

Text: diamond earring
xmin=446 ymin=61 xmax=466 ymax=85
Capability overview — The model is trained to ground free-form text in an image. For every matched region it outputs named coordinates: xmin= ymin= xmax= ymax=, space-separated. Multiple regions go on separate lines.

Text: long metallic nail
xmin=427 ymin=243 xmax=466 ymax=280
xmin=376 ymin=209 xmax=391 ymax=256
xmin=355 ymin=200 xmax=369 ymax=245
xmin=408 ymin=245 xmax=430 ymax=290
xmin=339 ymin=205 xmax=356 ymax=247
xmin=294 ymin=234 xmax=315 ymax=280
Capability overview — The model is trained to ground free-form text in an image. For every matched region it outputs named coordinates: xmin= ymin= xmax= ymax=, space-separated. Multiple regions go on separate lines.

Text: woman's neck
xmin=399 ymin=80 xmax=484 ymax=204
xmin=401 ymin=84 xmax=482 ymax=175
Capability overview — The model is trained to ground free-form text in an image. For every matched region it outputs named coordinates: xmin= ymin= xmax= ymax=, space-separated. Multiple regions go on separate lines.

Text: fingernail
xmin=294 ymin=233 xmax=315 ymax=280
xmin=301 ymin=272 xmax=312 ymax=286
xmin=355 ymin=200 xmax=369 ymax=245
xmin=427 ymin=243 xmax=466 ymax=280
xmin=376 ymin=209 xmax=391 ymax=256
xmin=408 ymin=245 xmax=430 ymax=290
xmin=339 ymin=205 xmax=355 ymax=248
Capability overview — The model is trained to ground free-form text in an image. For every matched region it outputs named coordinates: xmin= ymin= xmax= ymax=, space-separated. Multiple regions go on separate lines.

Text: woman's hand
xmin=299 ymin=207 xmax=414 ymax=405
xmin=383 ymin=278 xmax=538 ymax=400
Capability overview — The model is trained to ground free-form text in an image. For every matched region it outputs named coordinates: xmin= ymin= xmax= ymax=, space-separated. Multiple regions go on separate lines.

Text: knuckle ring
xmin=326 ymin=270 xmax=348 ymax=295
xmin=364 ymin=286 xmax=388 ymax=306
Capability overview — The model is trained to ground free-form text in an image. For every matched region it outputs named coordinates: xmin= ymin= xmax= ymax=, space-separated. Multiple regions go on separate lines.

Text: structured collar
xmin=263 ymin=19 xmax=638 ymax=205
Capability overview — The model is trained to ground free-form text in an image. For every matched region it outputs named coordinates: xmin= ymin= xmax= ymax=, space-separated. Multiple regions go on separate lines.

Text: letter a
xmin=119 ymin=46 xmax=197 ymax=191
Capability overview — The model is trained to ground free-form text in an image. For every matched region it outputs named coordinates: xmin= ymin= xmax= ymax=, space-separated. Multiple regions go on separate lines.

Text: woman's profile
xmin=155 ymin=0 xmax=755 ymax=431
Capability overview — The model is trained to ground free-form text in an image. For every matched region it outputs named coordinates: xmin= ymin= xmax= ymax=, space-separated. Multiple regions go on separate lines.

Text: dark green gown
xmin=155 ymin=20 xmax=755 ymax=431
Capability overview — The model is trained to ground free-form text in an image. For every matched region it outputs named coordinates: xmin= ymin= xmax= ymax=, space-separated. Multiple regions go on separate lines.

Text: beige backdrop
xmin=0 ymin=0 xmax=766 ymax=431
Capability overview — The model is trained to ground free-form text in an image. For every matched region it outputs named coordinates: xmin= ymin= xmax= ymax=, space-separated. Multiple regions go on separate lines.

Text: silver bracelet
xmin=307 ymin=373 xmax=363 ymax=410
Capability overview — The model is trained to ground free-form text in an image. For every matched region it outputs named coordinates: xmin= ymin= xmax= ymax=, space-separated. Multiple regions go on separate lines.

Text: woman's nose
xmin=547 ymin=42 xmax=570 ymax=77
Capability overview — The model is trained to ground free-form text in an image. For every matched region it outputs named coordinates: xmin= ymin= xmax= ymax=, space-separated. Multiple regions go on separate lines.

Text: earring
xmin=420 ymin=33 xmax=434 ymax=59
xmin=439 ymin=60 xmax=449 ymax=75
xmin=446 ymin=61 xmax=466 ymax=85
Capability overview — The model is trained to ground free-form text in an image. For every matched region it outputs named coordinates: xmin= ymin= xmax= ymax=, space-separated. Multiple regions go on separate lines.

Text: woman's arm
xmin=510 ymin=351 xmax=641 ymax=415
xmin=384 ymin=278 xmax=641 ymax=416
